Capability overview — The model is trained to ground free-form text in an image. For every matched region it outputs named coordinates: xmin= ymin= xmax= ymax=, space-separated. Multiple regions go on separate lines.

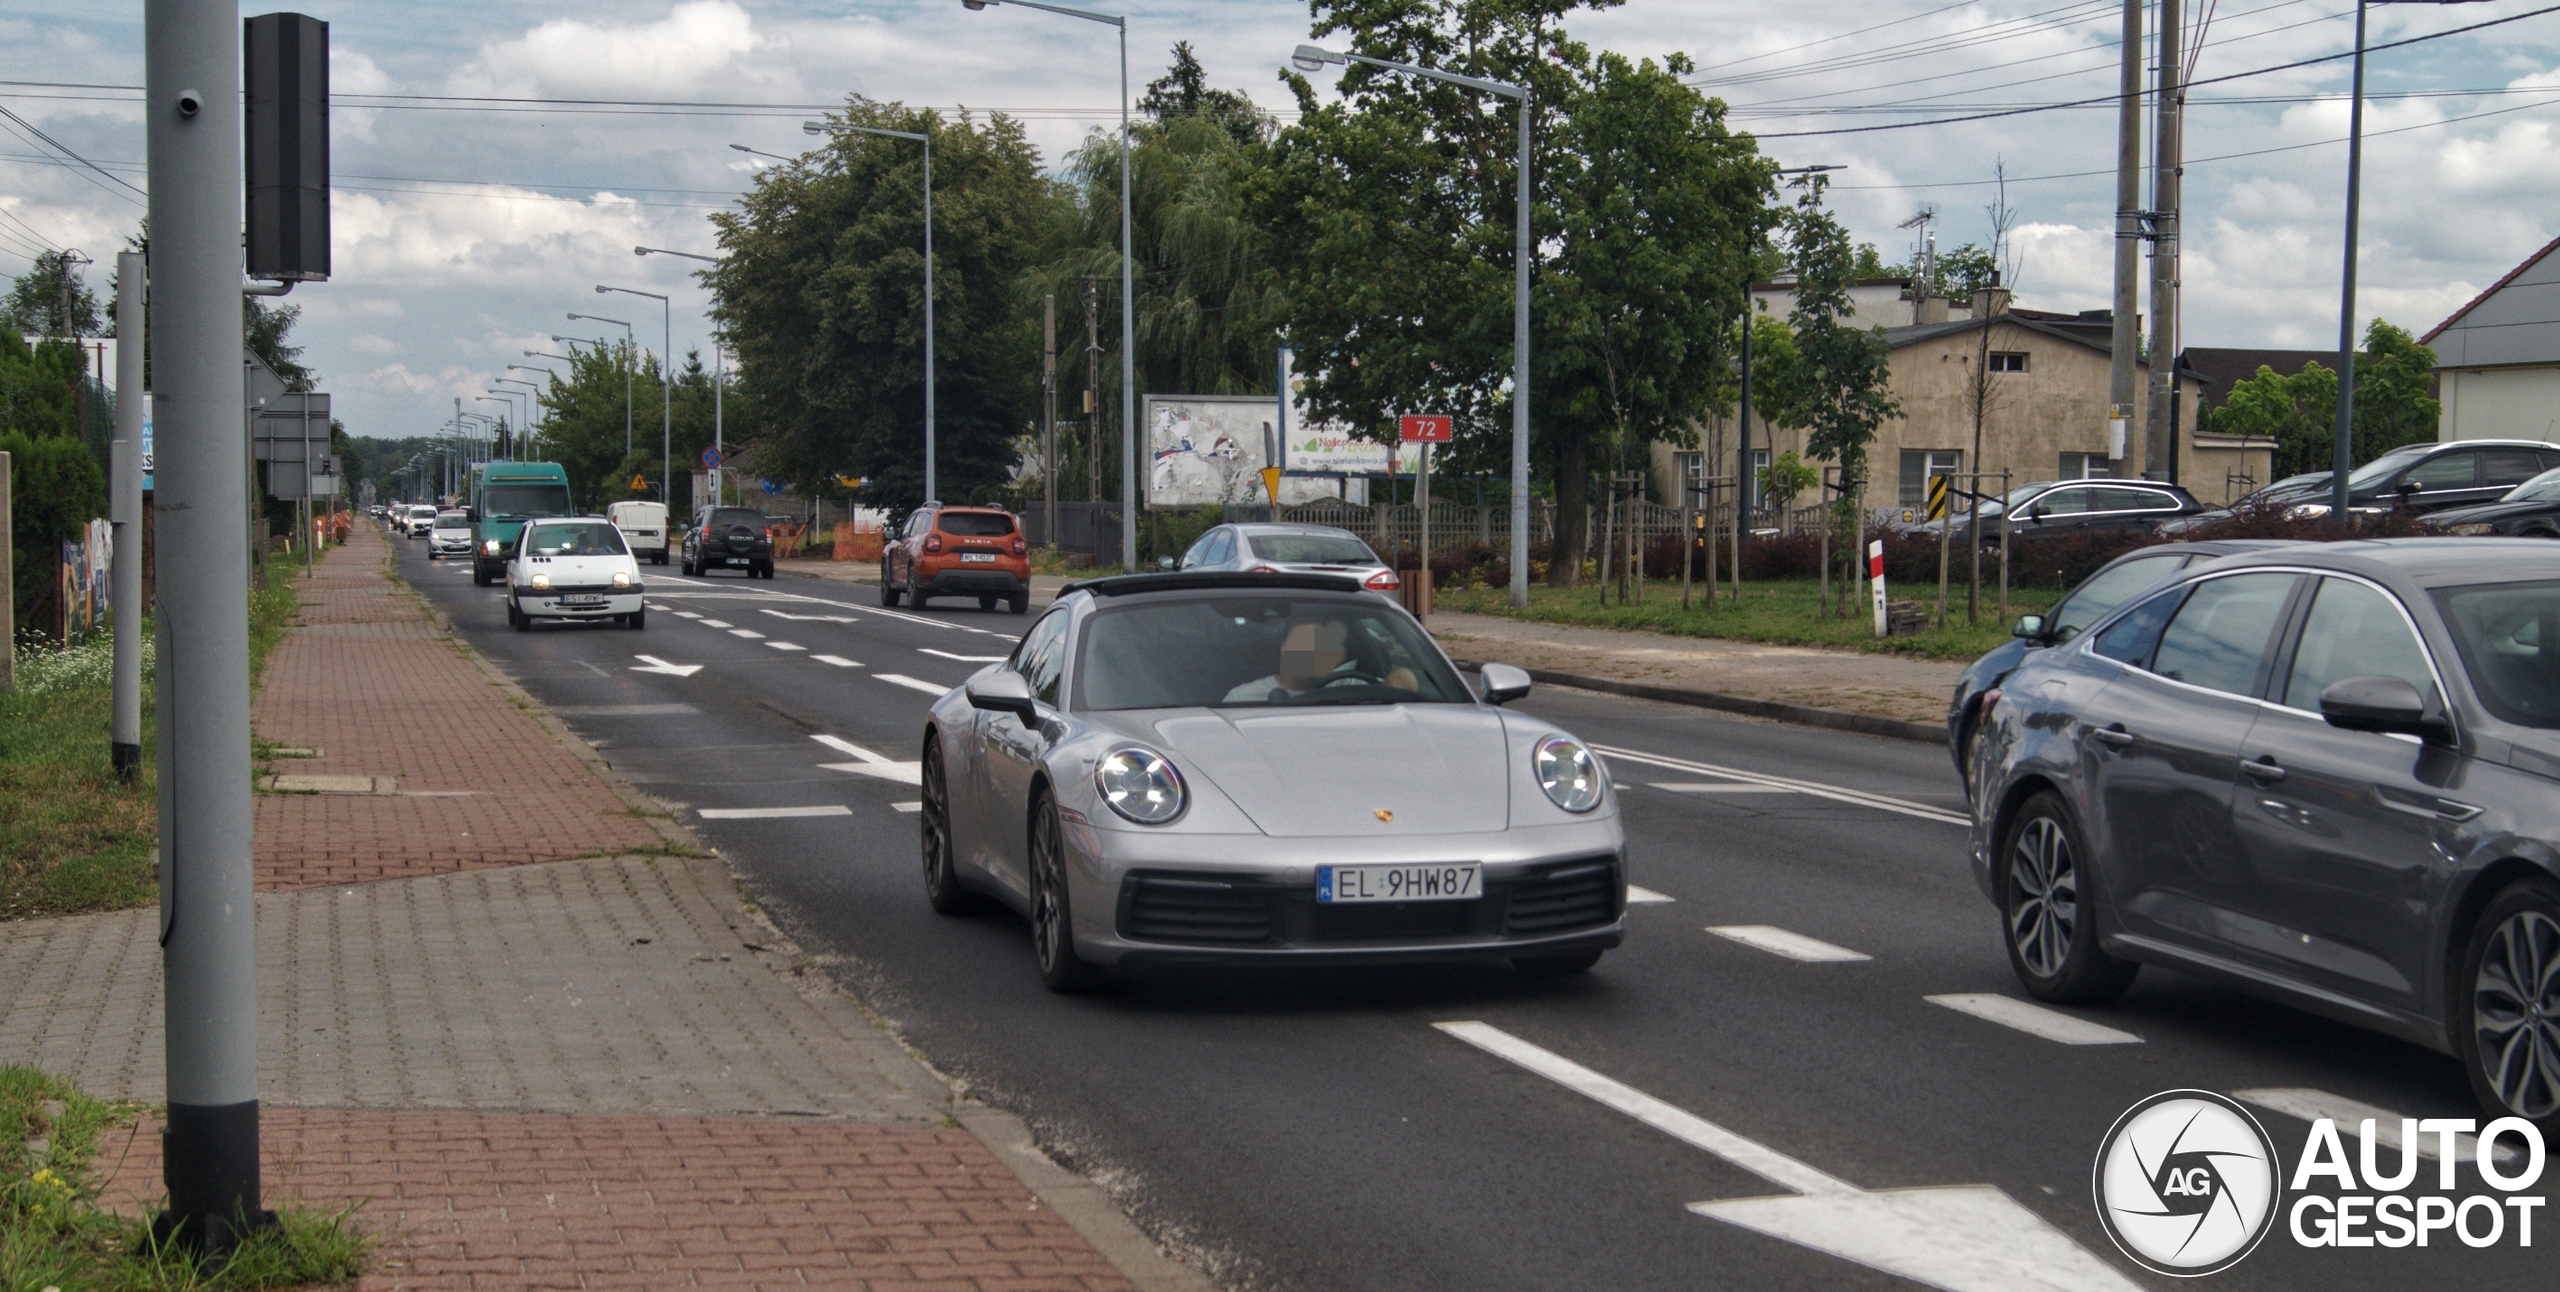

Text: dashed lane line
xmin=699 ymin=619 xmax=732 ymax=628
xmin=1924 ymin=994 xmax=2142 ymax=1046
xmin=729 ymin=628 xmax=766 ymax=639
xmin=699 ymin=805 xmax=853 ymax=819
xmin=811 ymin=655 xmax=861 ymax=668
xmin=875 ymin=674 xmax=950 ymax=696
xmin=892 ymin=801 xmax=922 ymax=813
xmin=1649 ymin=782 xmax=1796 ymax=794
xmin=1591 ymin=743 xmax=1967 ymax=826
xmin=1707 ymin=925 xmax=1871 ymax=962
xmin=766 ymin=641 xmax=806 ymax=652
xmin=2234 ymin=1088 xmax=2515 ymax=1164
xmin=920 ymin=648 xmax=1009 ymax=662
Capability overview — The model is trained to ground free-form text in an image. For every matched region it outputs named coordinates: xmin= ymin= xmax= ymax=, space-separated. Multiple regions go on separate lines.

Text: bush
xmin=3 ymin=430 xmax=108 ymax=646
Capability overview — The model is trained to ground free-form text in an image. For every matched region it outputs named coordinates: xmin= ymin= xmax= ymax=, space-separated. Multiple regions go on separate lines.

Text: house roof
xmin=2423 ymin=231 xmax=2560 ymax=349
xmin=2177 ymin=348 xmax=2336 ymax=409
xmin=1879 ymin=313 xmax=2141 ymax=364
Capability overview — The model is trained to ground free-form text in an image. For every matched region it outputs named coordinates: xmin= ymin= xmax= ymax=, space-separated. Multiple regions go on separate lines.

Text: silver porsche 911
xmin=919 ymin=572 xmax=1628 ymax=991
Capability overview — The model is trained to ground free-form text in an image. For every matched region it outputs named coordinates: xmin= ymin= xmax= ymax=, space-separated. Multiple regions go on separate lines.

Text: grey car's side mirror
xmin=964 ymin=669 xmax=1037 ymax=719
xmin=1479 ymin=663 xmax=1533 ymax=706
xmin=2319 ymin=675 xmax=2451 ymax=741
xmin=1156 ymin=555 xmax=1178 ymax=571
xmin=2012 ymin=614 xmax=2045 ymax=640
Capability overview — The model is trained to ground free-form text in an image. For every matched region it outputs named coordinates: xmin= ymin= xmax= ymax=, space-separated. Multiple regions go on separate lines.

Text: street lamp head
xmin=803 ymin=121 xmax=825 ymax=135
xmin=594 ymin=285 xmax=609 ymax=294
xmin=1292 ymin=44 xmax=1345 ymax=72
xmin=962 ymin=0 xmax=991 ymax=10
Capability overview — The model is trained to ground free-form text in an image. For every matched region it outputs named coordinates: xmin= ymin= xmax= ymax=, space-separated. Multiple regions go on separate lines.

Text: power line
xmin=0 ymin=102 xmax=145 ymax=204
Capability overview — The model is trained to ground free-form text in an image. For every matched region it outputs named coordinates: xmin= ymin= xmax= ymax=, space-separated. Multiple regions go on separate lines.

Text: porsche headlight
xmin=2447 ymin=522 xmax=2495 ymax=536
xmin=611 ymin=570 xmax=634 ymax=588
xmin=1096 ymin=748 xmax=1185 ymax=824
xmin=1534 ymin=735 xmax=1604 ymax=813
xmin=482 ymin=539 xmax=501 ymax=554
xmin=530 ymin=572 xmax=552 ymax=591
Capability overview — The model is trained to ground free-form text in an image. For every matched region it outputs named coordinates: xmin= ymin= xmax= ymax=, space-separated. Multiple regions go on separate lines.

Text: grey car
xmin=1173 ymin=522 xmax=1402 ymax=593
xmin=919 ymin=571 xmax=1626 ymax=991
xmin=1970 ymin=539 xmax=2560 ymax=1129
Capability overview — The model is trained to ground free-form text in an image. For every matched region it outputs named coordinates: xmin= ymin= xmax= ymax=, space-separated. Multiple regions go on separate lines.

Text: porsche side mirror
xmin=965 ymin=670 xmax=1037 ymax=719
xmin=2319 ymin=675 xmax=2451 ymax=742
xmin=1479 ymin=663 xmax=1533 ymax=706
xmin=2012 ymin=614 xmax=2046 ymax=640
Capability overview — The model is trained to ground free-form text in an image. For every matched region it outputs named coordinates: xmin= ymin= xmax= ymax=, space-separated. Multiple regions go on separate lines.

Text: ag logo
xmin=2093 ymin=1090 xmax=2280 ymax=1276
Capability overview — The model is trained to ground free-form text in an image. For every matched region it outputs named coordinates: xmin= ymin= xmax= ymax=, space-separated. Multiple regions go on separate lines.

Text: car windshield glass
xmin=707 ymin=508 xmax=764 ymax=529
xmin=482 ymin=483 xmax=571 ymax=517
xmin=1077 ymin=595 xmax=1470 ymax=710
xmin=2504 ymin=468 xmax=2560 ymax=502
xmin=2433 ymin=580 xmax=2560 ymax=728
xmin=1248 ymin=533 xmax=1379 ymax=564
xmin=2346 ymin=446 xmax=2432 ymax=490
xmin=1975 ymin=482 xmax=2060 ymax=519
xmin=938 ymin=512 xmax=1016 ymax=537
xmin=2049 ymin=553 xmax=2185 ymax=641
xmin=524 ymin=523 xmax=627 ymax=557
xmin=409 ymin=508 xmax=435 ymax=519
xmin=434 ymin=514 xmax=468 ymax=529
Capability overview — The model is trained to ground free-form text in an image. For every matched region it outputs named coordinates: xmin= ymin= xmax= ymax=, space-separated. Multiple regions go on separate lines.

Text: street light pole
xmin=636 ymin=246 xmax=726 ymax=504
xmin=565 ymin=313 xmax=633 ymax=459
xmin=1292 ymin=43 xmax=1532 ymax=606
xmin=800 ymin=123 xmax=936 ymax=502
xmin=597 ymin=285 xmax=672 ymax=514
xmin=965 ymin=0 xmax=1134 ymax=569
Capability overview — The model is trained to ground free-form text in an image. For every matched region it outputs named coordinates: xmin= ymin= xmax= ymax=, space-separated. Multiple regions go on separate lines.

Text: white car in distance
xmin=507 ymin=517 xmax=646 ymax=631
xmin=606 ymin=500 xmax=670 ymax=566
xmin=405 ymin=504 xmax=438 ymax=537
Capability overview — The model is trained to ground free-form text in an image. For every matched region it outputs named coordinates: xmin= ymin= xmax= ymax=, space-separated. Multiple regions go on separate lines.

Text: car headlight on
xmin=1095 ymin=748 xmax=1185 ymax=824
xmin=483 ymin=539 xmax=501 ymax=554
xmin=2447 ymin=522 xmax=2495 ymax=536
xmin=1533 ymin=735 xmax=1605 ymax=813
xmin=530 ymin=572 xmax=551 ymax=591
xmin=611 ymin=570 xmax=634 ymax=588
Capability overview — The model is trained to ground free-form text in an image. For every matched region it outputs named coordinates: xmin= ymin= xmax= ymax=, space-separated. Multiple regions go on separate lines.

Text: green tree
xmin=1141 ymin=41 xmax=1266 ymax=148
xmin=2206 ymin=320 xmax=2436 ymax=478
xmin=2 ymin=251 xmax=105 ymax=338
xmin=1776 ymin=179 xmax=1899 ymax=512
xmin=710 ymin=101 xmax=1051 ymax=512
xmin=2351 ymin=319 xmax=2439 ymax=463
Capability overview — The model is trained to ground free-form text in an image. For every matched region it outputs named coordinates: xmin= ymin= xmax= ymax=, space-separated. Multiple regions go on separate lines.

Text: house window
xmin=1750 ymin=448 xmax=1770 ymax=509
xmin=1988 ymin=351 xmax=2029 ymax=373
xmin=2059 ymin=452 xmax=2111 ymax=479
xmin=1673 ymin=452 xmax=1704 ymax=497
xmin=1899 ymin=449 xmax=1962 ymax=508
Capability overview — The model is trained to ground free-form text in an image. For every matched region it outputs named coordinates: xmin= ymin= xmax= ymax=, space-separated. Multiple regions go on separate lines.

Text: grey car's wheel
xmin=1030 ymin=790 xmax=1105 ymax=992
xmin=2002 ymin=791 xmax=2137 ymax=1004
xmin=919 ymin=743 xmax=984 ymax=915
xmin=1514 ymin=948 xmax=1604 ymax=977
xmin=2462 ymin=877 xmax=2560 ymax=1132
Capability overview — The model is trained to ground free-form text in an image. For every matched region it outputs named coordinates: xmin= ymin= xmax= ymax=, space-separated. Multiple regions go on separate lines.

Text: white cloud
xmin=449 ymin=1 xmax=775 ymax=100
xmin=349 ymin=333 xmax=399 ymax=354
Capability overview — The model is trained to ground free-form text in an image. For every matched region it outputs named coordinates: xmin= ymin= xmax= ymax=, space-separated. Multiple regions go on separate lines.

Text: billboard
xmin=1144 ymin=394 xmax=1397 ymax=506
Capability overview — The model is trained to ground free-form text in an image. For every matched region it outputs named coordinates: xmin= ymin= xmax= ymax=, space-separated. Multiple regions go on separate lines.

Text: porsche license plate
xmin=959 ymin=552 xmax=997 ymax=563
xmin=1318 ymin=863 xmax=1480 ymax=903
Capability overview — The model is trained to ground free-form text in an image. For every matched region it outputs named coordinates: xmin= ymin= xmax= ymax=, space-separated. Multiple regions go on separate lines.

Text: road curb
xmin=1449 ymin=657 xmax=1950 ymax=746
xmin=955 ymin=1103 xmax=1222 ymax=1292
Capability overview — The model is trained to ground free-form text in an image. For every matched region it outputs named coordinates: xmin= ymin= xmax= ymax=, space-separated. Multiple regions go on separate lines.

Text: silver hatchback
xmin=1173 ymin=523 xmax=1401 ymax=594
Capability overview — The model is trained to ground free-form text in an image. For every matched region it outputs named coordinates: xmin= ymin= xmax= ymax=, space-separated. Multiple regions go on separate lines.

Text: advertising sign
xmin=1146 ymin=395 xmax=1379 ymax=506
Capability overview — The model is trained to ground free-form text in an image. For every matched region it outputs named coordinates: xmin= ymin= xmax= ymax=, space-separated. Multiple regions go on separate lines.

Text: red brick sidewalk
xmin=252 ymin=524 xmax=669 ymax=890
xmin=104 ymin=1109 xmax=1132 ymax=1291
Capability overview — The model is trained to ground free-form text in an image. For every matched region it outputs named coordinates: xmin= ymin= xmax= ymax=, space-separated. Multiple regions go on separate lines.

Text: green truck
xmin=467 ymin=461 xmax=575 ymax=586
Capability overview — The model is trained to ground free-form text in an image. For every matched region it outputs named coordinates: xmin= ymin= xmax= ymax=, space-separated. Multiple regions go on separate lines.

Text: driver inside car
xmin=1221 ymin=619 xmax=1419 ymax=703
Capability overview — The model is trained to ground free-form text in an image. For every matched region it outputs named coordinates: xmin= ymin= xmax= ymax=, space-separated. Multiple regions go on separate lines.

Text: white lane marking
xmin=728 ymin=628 xmax=766 ymax=639
xmin=760 ymin=608 xmax=858 ymax=623
xmin=2234 ymin=1088 xmax=2514 ymax=1164
xmin=819 ymin=761 xmax=924 ymax=785
xmin=1626 ymin=886 xmax=1676 ymax=904
xmin=1592 ymin=743 xmax=1967 ymax=826
xmin=812 ymin=734 xmax=895 ymax=764
xmin=920 ymin=648 xmax=1010 ymax=662
xmin=811 ymin=654 xmax=862 ymax=668
xmin=1925 ymin=994 xmax=2142 ymax=1046
xmin=892 ymin=801 xmax=922 ymax=813
xmin=629 ymin=655 xmax=703 ymax=678
xmin=1434 ymin=1022 xmax=2142 ymax=1292
xmin=698 ymin=805 xmax=852 ymax=819
xmin=1649 ymin=782 xmax=1796 ymax=794
xmin=766 ymin=641 xmax=806 ymax=652
xmin=1707 ymin=925 xmax=1871 ymax=962
xmin=876 ymin=673 xmax=950 ymax=696
xmin=699 ymin=619 xmax=733 ymax=628
xmin=674 ymin=611 xmax=702 ymax=619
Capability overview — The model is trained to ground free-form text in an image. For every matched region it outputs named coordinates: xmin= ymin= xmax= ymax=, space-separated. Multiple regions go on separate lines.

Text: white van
xmin=606 ymin=500 xmax=670 ymax=565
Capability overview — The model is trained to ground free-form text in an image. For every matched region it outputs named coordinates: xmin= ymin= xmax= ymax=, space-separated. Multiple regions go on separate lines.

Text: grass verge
xmin=2 ymin=1066 xmax=369 ymax=1291
xmin=1432 ymin=577 xmax=2058 ymax=662
xmin=2 ymin=558 xmax=303 ymax=921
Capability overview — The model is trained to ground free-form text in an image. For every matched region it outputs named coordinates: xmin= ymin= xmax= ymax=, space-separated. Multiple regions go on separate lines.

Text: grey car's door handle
xmin=2092 ymin=725 xmax=2135 ymax=748
xmin=2242 ymin=757 xmax=2287 ymax=783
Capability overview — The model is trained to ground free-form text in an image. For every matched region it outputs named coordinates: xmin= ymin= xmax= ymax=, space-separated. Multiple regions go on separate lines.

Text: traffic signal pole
xmin=147 ymin=0 xmax=268 ymax=1252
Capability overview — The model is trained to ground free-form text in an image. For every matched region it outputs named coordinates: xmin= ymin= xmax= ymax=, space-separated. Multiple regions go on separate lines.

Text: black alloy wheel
xmin=2001 ymin=791 xmax=2138 ymax=1004
xmin=2462 ymin=877 xmax=2560 ymax=1133
xmin=1029 ymin=790 xmax=1105 ymax=992
xmin=919 ymin=744 xmax=982 ymax=915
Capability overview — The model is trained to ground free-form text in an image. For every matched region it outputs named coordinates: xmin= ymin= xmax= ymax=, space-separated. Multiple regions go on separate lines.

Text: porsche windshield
xmin=1076 ymin=595 xmax=1470 ymax=710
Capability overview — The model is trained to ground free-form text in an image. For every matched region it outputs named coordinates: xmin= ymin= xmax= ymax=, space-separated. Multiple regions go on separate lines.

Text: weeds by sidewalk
xmin=2 ymin=1066 xmax=368 ymax=1292
xmin=2 ymin=561 xmax=302 ymax=921
xmin=1433 ymin=578 xmax=2055 ymax=662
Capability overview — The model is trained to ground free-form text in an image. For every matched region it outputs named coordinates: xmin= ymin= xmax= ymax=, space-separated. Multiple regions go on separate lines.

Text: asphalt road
xmin=391 ymin=531 xmax=2542 ymax=1292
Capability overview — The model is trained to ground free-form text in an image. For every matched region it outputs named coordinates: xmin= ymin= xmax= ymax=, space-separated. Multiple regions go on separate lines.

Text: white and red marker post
xmin=1868 ymin=540 xmax=1888 ymax=638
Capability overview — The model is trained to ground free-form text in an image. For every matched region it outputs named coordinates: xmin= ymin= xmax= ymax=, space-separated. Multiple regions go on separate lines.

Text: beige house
xmin=2425 ymin=233 xmax=2560 ymax=442
xmin=1654 ymin=289 xmax=2274 ymax=520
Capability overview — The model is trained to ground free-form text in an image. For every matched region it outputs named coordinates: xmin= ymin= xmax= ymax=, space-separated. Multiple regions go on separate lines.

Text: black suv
xmin=681 ymin=506 xmax=775 ymax=578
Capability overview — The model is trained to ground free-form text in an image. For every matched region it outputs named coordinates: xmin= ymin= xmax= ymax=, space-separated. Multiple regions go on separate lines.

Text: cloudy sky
xmin=5 ymin=0 xmax=2557 ymax=439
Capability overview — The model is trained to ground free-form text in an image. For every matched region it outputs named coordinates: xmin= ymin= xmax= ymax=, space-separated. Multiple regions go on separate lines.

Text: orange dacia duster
xmin=880 ymin=503 xmax=1031 ymax=614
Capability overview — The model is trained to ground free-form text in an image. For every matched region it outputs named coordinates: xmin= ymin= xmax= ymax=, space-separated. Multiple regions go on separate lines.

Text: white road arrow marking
xmin=760 ymin=608 xmax=859 ymax=623
xmin=920 ymin=648 xmax=1009 ymax=662
xmin=811 ymin=734 xmax=924 ymax=785
xmin=630 ymin=655 xmax=703 ymax=677
xmin=1435 ymin=1022 xmax=2143 ymax=1292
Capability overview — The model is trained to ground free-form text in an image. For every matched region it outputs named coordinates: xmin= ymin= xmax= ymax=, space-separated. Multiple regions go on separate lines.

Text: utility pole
xmin=2146 ymin=0 xmax=2184 ymax=482
xmin=1085 ymin=276 xmax=1101 ymax=507
xmin=148 ymin=0 xmax=266 ymax=1253
xmin=111 ymin=252 xmax=145 ymax=782
xmin=1042 ymin=293 xmax=1058 ymax=545
xmin=2107 ymin=0 xmax=2143 ymax=476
